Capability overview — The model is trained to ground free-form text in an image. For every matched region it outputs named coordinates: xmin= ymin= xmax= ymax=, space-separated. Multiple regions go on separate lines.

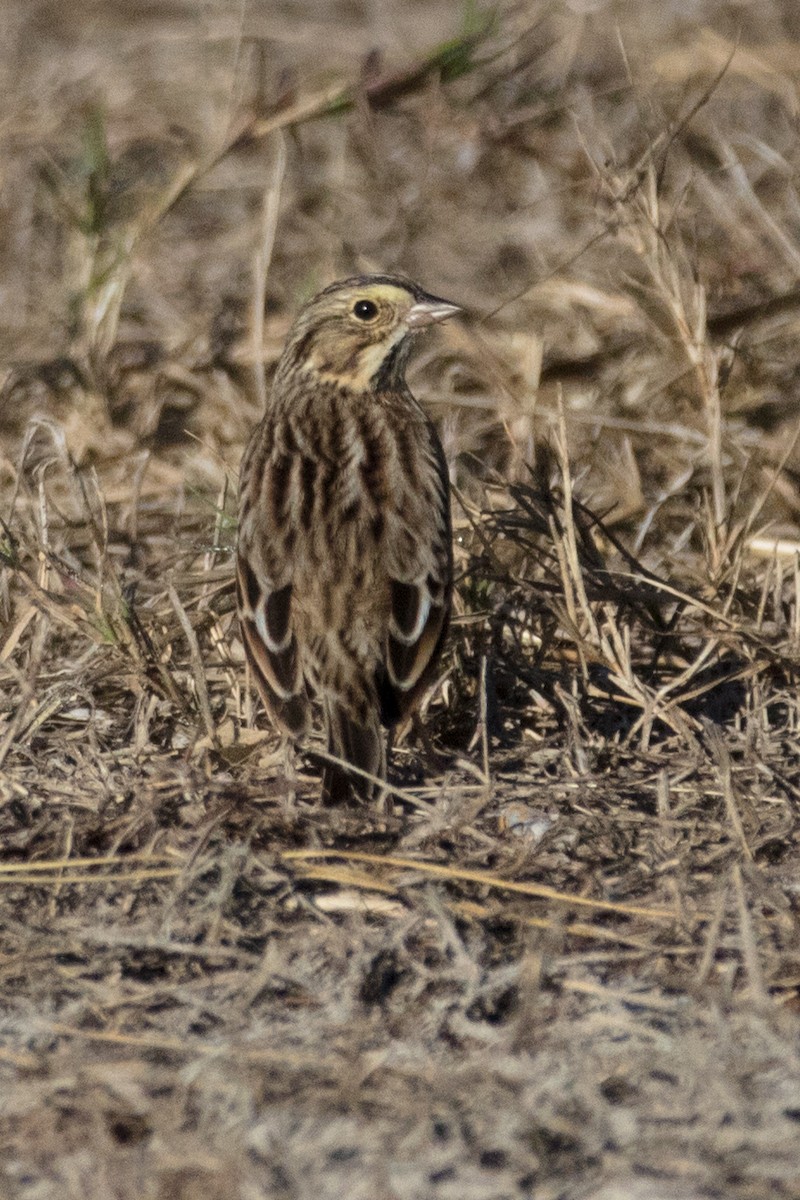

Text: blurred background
xmin=5 ymin=0 xmax=800 ymax=544
xmin=2 ymin=6 xmax=800 ymax=1198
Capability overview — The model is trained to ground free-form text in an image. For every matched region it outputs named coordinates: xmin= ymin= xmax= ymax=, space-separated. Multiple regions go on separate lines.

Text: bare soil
xmin=1 ymin=2 xmax=800 ymax=1197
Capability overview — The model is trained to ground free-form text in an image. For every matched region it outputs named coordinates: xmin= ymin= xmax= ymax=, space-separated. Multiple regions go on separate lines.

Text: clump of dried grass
xmin=2 ymin=2 xmax=800 ymax=1197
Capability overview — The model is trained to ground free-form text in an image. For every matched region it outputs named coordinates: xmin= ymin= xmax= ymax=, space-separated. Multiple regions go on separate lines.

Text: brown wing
xmin=380 ymin=421 xmax=452 ymax=726
xmin=236 ymin=410 xmax=311 ymax=742
xmin=236 ymin=554 xmax=309 ymax=737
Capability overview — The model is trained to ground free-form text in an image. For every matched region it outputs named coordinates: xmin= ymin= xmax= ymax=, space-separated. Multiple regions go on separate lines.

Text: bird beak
xmin=405 ymin=297 xmax=461 ymax=329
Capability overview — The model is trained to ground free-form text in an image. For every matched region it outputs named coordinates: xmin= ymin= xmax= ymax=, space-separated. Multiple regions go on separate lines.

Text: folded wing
xmin=380 ymin=428 xmax=452 ymax=725
xmin=236 ymin=555 xmax=308 ymax=737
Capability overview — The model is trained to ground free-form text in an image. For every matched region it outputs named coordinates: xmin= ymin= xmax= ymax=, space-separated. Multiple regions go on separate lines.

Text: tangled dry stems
xmin=1 ymin=2 xmax=800 ymax=1197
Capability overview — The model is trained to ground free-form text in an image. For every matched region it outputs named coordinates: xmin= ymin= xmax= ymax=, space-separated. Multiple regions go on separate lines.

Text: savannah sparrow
xmin=236 ymin=275 xmax=459 ymax=802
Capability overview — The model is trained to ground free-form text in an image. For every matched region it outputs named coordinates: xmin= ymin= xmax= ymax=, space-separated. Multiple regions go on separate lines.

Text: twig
xmin=282 ymin=848 xmax=679 ymax=920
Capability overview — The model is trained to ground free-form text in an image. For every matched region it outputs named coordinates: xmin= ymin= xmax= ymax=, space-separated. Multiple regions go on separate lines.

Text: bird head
xmin=276 ymin=275 xmax=461 ymax=393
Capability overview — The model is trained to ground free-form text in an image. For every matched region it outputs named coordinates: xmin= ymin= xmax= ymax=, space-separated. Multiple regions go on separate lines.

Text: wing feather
xmin=236 ymin=557 xmax=308 ymax=737
xmin=380 ymin=422 xmax=452 ymax=724
xmin=389 ymin=579 xmax=431 ymax=645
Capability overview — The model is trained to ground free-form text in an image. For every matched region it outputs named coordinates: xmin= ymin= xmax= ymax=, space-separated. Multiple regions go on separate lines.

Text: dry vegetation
xmin=2 ymin=1 xmax=800 ymax=1197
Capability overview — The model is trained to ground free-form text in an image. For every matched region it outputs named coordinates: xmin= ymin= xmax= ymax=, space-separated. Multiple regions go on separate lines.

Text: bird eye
xmin=353 ymin=299 xmax=379 ymax=321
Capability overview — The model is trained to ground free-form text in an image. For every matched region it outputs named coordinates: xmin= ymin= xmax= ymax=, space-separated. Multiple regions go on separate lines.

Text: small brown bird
xmin=236 ymin=274 xmax=458 ymax=802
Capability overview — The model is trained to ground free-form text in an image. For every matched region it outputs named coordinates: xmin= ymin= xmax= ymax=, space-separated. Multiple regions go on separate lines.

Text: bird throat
xmin=306 ymin=330 xmax=410 ymax=393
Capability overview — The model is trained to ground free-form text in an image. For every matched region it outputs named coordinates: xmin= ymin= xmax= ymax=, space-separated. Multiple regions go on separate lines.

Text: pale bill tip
xmin=405 ymin=298 xmax=462 ymax=328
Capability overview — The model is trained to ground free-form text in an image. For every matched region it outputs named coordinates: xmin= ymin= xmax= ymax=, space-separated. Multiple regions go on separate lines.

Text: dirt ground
xmin=1 ymin=1 xmax=800 ymax=1197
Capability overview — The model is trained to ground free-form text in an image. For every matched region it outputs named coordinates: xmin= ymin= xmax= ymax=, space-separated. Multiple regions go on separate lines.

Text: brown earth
xmin=1 ymin=2 xmax=800 ymax=1197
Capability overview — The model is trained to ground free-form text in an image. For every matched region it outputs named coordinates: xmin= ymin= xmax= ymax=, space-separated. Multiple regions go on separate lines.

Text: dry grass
xmin=2 ymin=1 xmax=800 ymax=1197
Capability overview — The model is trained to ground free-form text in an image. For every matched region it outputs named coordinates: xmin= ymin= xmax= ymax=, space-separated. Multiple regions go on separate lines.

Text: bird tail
xmin=322 ymin=700 xmax=386 ymax=804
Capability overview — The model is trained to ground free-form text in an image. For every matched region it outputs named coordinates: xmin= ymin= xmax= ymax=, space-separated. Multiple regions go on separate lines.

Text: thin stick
xmin=168 ymin=583 xmax=217 ymax=746
xmin=252 ymin=133 xmax=287 ymax=411
xmin=283 ymin=848 xmax=679 ymax=920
